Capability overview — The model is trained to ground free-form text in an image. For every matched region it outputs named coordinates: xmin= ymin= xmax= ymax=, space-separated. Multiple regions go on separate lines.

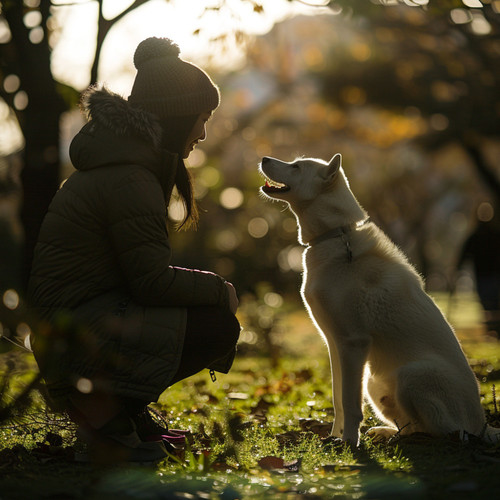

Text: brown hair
xmin=160 ymin=115 xmax=199 ymax=230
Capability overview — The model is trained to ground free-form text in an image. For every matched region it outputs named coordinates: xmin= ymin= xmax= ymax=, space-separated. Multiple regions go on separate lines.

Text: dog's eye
xmin=291 ymin=163 xmax=300 ymax=169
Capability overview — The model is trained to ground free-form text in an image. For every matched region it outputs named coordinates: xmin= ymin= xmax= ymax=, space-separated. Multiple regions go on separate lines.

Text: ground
xmin=0 ymin=292 xmax=499 ymax=499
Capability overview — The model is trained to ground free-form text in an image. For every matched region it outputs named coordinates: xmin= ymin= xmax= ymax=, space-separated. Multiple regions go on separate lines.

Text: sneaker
xmin=73 ymin=412 xmax=169 ymax=463
xmin=132 ymin=407 xmax=189 ymax=449
xmin=132 ymin=407 xmax=169 ymax=439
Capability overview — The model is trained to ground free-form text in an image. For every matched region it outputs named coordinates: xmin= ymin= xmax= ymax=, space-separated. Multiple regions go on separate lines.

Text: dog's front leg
xmin=328 ymin=339 xmax=344 ymax=438
xmin=337 ymin=333 xmax=371 ymax=446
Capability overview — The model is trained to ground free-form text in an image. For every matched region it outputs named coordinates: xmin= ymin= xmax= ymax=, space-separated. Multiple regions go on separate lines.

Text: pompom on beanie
xmin=128 ymin=37 xmax=220 ymax=117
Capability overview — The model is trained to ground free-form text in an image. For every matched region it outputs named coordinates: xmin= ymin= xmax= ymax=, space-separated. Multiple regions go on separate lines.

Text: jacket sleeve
xmin=106 ymin=169 xmax=229 ymax=308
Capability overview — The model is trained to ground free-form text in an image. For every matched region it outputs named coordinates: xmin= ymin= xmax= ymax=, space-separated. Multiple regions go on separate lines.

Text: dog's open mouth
xmin=262 ymin=177 xmax=290 ymax=194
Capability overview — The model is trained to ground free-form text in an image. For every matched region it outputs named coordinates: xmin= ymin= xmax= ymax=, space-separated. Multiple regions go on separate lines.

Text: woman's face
xmin=183 ymin=111 xmax=211 ymax=158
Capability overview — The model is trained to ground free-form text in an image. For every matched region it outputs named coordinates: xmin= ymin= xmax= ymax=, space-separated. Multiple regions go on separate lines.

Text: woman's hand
xmin=224 ymin=281 xmax=239 ymax=314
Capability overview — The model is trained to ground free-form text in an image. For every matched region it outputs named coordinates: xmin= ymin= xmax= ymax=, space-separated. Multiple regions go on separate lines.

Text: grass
xmin=1 ymin=293 xmax=500 ymax=499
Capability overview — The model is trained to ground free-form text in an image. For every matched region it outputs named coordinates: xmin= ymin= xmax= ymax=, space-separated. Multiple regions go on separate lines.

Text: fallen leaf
xmin=299 ymin=418 xmax=332 ymax=437
xmin=276 ymin=431 xmax=302 ymax=447
xmin=258 ymin=456 xmax=284 ymax=470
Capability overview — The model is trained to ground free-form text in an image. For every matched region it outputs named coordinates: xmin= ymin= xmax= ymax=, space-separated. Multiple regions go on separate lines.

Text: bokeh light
xmin=198 ymin=166 xmax=221 ymax=188
xmin=13 ymin=91 xmax=28 ymax=110
xmin=188 ymin=148 xmax=206 ymax=168
xmin=76 ymin=377 xmax=93 ymax=394
xmin=168 ymin=198 xmax=186 ymax=223
xmin=477 ymin=202 xmax=494 ymax=222
xmin=23 ymin=10 xmax=42 ymax=29
xmin=3 ymin=74 xmax=20 ymax=93
xmin=215 ymin=229 xmax=241 ymax=252
xmin=247 ymin=217 xmax=269 ymax=238
xmin=219 ymin=187 xmax=244 ymax=209
xmin=277 ymin=246 xmax=303 ymax=273
xmin=3 ymin=289 xmax=19 ymax=310
xmin=264 ymin=292 xmax=284 ymax=308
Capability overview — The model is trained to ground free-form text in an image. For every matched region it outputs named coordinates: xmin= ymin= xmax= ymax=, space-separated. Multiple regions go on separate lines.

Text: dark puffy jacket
xmin=28 ymin=86 xmax=230 ymax=404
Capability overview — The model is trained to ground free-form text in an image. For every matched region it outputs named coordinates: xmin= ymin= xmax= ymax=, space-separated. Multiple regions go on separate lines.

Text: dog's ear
xmin=323 ymin=153 xmax=341 ymax=180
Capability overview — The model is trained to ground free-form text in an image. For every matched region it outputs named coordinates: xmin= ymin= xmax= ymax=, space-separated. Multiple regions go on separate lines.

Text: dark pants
xmin=125 ymin=305 xmax=240 ymax=414
xmin=170 ymin=305 xmax=240 ymax=384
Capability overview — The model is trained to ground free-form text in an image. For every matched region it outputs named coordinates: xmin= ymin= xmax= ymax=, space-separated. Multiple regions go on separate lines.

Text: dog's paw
xmin=321 ymin=435 xmax=353 ymax=450
xmin=322 ymin=435 xmax=360 ymax=451
xmin=366 ymin=426 xmax=398 ymax=443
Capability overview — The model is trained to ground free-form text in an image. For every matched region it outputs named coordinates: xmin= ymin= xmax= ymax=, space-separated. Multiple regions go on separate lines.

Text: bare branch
xmin=90 ymin=0 xmax=153 ymax=84
xmin=107 ymin=0 xmax=152 ymax=25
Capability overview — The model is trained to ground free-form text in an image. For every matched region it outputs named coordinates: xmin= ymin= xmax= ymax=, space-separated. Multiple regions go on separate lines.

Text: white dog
xmin=260 ymin=153 xmax=499 ymax=446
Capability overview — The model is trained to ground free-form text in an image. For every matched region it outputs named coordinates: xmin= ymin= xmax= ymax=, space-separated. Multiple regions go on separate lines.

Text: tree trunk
xmin=3 ymin=1 xmax=67 ymax=290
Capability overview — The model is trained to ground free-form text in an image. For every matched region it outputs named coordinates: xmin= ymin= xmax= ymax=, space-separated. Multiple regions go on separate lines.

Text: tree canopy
xmin=0 ymin=0 xmax=498 ymax=292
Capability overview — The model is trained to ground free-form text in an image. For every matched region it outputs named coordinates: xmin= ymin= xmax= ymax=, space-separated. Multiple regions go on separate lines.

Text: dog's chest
xmin=301 ymin=244 xmax=352 ymax=290
xmin=303 ymin=242 xmax=351 ymax=271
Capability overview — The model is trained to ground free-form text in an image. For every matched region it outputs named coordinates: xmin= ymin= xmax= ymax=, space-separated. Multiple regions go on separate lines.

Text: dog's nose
xmin=262 ymin=157 xmax=270 ymax=164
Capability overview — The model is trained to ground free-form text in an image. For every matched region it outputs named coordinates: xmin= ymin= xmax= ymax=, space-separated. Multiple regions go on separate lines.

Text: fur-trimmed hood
xmin=69 ymin=85 xmax=178 ymax=198
xmin=79 ymin=85 xmax=163 ymax=147
xmin=69 ymin=85 xmax=178 ymax=175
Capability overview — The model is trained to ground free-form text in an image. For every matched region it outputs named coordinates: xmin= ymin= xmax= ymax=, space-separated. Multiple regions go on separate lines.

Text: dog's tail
xmin=482 ymin=425 xmax=500 ymax=445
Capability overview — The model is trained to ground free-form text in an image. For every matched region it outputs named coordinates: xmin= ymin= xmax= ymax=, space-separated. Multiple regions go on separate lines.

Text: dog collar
xmin=307 ymin=224 xmax=353 ymax=247
xmin=305 ymin=218 xmax=371 ymax=263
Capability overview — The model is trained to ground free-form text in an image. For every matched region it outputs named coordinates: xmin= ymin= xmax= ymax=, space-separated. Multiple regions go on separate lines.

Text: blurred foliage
xmin=167 ymin=4 xmax=500 ymax=292
xmin=0 ymin=0 xmax=499 ymax=297
xmin=320 ymin=1 xmax=500 ymax=186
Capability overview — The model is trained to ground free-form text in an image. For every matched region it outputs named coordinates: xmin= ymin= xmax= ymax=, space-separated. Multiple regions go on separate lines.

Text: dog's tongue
xmin=265 ymin=181 xmax=271 ymax=188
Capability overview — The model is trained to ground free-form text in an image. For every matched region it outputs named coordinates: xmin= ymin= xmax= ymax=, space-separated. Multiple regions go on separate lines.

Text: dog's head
xmin=259 ymin=153 xmax=367 ymax=242
xmin=259 ymin=154 xmax=342 ymax=205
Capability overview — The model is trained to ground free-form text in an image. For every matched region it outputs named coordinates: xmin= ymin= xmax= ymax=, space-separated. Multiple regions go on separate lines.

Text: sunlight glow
xmin=50 ymin=0 xmax=324 ymax=92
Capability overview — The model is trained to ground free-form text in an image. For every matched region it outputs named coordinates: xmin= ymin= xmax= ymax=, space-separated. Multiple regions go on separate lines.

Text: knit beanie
xmin=128 ymin=37 xmax=220 ymax=117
